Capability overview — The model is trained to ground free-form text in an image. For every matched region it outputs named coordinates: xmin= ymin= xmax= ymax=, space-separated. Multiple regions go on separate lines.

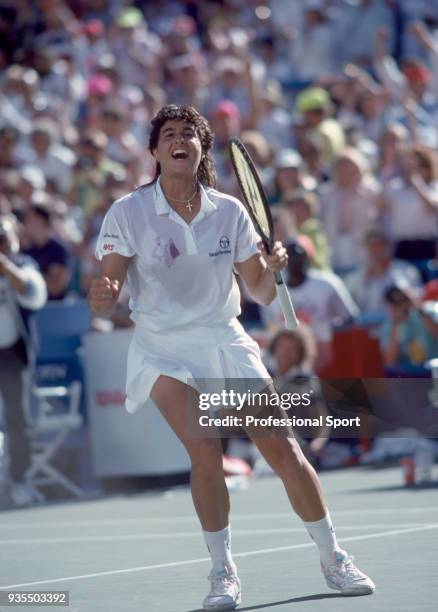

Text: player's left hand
xmin=261 ymin=241 xmax=288 ymax=273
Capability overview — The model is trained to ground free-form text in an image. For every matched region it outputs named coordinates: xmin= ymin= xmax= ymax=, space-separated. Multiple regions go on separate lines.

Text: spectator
xmin=265 ymin=325 xmax=331 ymax=462
xmin=337 ymin=65 xmax=388 ymax=143
xmin=99 ymin=105 xmax=142 ymax=169
xmin=254 ymin=79 xmax=292 ymax=150
xmin=345 ymin=227 xmax=422 ymax=319
xmin=335 ymin=0 xmax=394 ymax=70
xmin=270 ymin=149 xmax=316 ymax=205
xmin=0 ymin=0 xmax=435 ymax=414
xmin=210 ymin=100 xmax=241 ymax=193
xmin=69 ymin=129 xmax=122 ymax=217
xmin=207 ymin=56 xmax=252 ymax=123
xmin=381 ymin=144 xmax=438 ymax=261
xmin=23 ymin=200 xmax=73 ymax=300
xmin=298 ymin=135 xmax=329 ymax=185
xmin=0 ymin=65 xmax=39 ymax=134
xmin=80 ymin=19 xmax=109 ymax=77
xmin=320 ymin=147 xmax=381 ymax=273
xmin=260 ymin=240 xmax=358 ymax=371
xmin=409 ymin=21 xmax=438 ymax=96
xmin=166 ymin=53 xmax=209 ymax=112
xmin=239 ymin=130 xmax=273 ymax=187
xmin=374 ymin=26 xmax=438 ymax=146
xmin=270 ymin=206 xmax=296 ymax=245
xmin=296 ymin=87 xmax=346 ymax=165
xmin=377 ymin=123 xmax=408 ymax=184
xmin=109 ymin=7 xmax=162 ymax=89
xmin=282 ymin=189 xmax=331 ymax=271
xmin=380 ymin=284 xmax=438 ymax=368
xmin=79 ymin=73 xmax=113 ymax=128
xmin=0 ymin=214 xmax=47 ymax=506
xmin=289 ymin=2 xmax=337 ymax=81
xmin=0 ymin=125 xmax=20 ymax=172
xmin=18 ymin=119 xmax=76 ymax=195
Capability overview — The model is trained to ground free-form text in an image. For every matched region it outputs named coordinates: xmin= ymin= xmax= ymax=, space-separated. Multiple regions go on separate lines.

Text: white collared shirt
xmin=95 ymin=178 xmax=259 ymax=332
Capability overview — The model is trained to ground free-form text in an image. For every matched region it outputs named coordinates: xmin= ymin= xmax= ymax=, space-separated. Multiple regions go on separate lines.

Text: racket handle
xmin=274 ymin=270 xmax=299 ymax=329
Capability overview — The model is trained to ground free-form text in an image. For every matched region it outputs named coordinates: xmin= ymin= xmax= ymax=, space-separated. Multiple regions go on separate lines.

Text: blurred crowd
xmin=1 ymin=0 xmax=438 ymax=376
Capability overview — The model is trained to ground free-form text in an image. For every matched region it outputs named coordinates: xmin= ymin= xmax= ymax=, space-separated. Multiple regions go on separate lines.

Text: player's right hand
xmin=88 ymin=276 xmax=119 ymax=315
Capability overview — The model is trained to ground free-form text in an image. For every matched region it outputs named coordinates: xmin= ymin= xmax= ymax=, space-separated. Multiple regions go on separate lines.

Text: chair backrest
xmin=31 ymin=299 xmax=92 ymax=337
xmin=29 ymin=299 xmax=92 ymax=358
xmin=322 ymin=326 xmax=385 ymax=378
xmin=31 ymin=381 xmax=82 ymax=423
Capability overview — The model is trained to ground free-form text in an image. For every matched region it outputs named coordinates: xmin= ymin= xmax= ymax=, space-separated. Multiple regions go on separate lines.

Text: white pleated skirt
xmin=125 ymin=318 xmax=271 ymax=413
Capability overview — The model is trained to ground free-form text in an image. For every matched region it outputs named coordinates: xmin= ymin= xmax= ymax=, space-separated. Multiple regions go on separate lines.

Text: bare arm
xmin=234 ymin=242 xmax=287 ymax=307
xmin=420 ymin=312 xmax=438 ymax=340
xmin=411 ymin=21 xmax=438 ymax=96
xmin=0 ymin=253 xmax=29 ymax=295
xmin=409 ymin=176 xmax=438 ymax=213
xmin=88 ymin=253 xmax=132 ymax=317
xmin=373 ymin=27 xmax=406 ymax=103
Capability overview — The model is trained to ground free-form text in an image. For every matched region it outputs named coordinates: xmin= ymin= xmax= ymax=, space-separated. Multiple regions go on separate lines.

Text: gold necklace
xmin=165 ymin=184 xmax=199 ymax=212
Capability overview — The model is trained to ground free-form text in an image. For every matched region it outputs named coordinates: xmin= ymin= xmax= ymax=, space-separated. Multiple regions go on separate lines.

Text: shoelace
xmin=334 ymin=556 xmax=363 ymax=581
xmin=208 ymin=574 xmax=237 ymax=596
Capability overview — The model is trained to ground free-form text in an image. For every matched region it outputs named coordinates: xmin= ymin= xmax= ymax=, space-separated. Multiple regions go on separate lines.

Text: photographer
xmin=380 ymin=284 xmax=438 ymax=369
xmin=0 ymin=215 xmax=47 ymax=506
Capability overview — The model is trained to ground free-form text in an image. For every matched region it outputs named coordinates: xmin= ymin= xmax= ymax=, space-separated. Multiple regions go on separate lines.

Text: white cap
xmin=274 ymin=149 xmax=302 ymax=169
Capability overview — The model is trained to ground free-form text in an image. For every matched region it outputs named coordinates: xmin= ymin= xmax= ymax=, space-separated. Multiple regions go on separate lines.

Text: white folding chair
xmin=25 ymin=381 xmax=86 ymax=500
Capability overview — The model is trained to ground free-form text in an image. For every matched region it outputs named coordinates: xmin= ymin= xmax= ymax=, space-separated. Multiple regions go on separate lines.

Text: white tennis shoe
xmin=203 ymin=565 xmax=241 ymax=610
xmin=321 ymin=550 xmax=375 ymax=596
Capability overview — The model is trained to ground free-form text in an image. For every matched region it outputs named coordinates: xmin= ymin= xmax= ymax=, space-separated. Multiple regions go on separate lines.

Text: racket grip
xmin=275 ymin=270 xmax=299 ymax=329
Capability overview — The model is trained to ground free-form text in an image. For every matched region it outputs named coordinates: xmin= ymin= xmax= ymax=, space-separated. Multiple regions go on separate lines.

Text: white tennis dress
xmin=96 ymin=178 xmax=271 ymax=413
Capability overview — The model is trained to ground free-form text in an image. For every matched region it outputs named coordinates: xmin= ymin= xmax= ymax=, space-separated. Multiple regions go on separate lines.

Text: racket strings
xmin=231 ymin=146 xmax=271 ymax=238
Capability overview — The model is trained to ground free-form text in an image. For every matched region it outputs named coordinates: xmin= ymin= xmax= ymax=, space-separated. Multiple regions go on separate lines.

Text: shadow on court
xmin=188 ymin=592 xmax=344 ymax=612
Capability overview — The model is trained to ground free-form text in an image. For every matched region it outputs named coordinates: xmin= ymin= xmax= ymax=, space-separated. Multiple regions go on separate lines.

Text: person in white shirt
xmin=289 ymin=2 xmax=337 ymax=81
xmin=89 ymin=105 xmax=374 ymax=610
xmin=345 ymin=227 xmax=422 ymax=319
xmin=19 ymin=120 xmax=76 ymax=195
xmin=261 ymin=240 xmax=359 ymax=372
xmin=382 ymin=144 xmax=438 ymax=260
xmin=320 ymin=147 xmax=381 ymax=273
xmin=0 ymin=215 xmax=47 ymax=507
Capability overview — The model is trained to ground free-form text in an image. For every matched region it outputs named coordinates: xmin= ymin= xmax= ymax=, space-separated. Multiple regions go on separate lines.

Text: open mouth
xmin=171 ymin=149 xmax=189 ymax=160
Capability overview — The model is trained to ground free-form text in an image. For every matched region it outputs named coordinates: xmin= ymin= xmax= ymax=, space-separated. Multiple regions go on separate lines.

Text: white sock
xmin=203 ymin=525 xmax=236 ymax=574
xmin=303 ymin=510 xmax=343 ymax=566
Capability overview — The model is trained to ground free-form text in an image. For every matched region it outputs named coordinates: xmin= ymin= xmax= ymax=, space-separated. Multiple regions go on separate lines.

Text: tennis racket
xmin=229 ymin=137 xmax=299 ymax=329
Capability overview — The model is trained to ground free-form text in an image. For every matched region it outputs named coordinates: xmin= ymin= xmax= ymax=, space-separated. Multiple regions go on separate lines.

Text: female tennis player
xmin=89 ymin=105 xmax=374 ymax=610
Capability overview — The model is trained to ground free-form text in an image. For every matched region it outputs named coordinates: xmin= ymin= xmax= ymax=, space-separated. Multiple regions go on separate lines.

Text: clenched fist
xmin=261 ymin=241 xmax=288 ymax=273
xmin=88 ymin=276 xmax=120 ymax=316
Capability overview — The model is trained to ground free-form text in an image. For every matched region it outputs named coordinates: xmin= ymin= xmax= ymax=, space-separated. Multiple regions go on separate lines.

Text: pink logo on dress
xmin=152 ymin=237 xmax=180 ymax=267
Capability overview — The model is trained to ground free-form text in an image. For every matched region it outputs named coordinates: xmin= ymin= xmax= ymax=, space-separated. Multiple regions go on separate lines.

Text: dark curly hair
xmin=145 ymin=105 xmax=217 ymax=188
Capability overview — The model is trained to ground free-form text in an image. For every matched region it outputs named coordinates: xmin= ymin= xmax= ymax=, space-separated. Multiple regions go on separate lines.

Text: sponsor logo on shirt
xmin=209 ymin=235 xmax=231 ymax=257
xmin=152 ymin=236 xmax=180 ymax=267
xmin=103 ymin=243 xmax=115 ymax=251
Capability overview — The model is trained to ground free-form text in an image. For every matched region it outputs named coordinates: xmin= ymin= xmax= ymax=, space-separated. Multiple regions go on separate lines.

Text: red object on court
xmin=400 ymin=457 xmax=416 ymax=486
xmin=223 ymin=455 xmax=252 ymax=477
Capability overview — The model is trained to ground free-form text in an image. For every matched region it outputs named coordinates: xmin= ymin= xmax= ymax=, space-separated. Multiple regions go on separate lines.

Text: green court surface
xmin=1 ymin=466 xmax=437 ymax=612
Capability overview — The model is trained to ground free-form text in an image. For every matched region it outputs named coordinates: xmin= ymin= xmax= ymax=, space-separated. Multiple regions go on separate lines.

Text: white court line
xmin=1 ymin=506 xmax=437 ymax=530
xmin=1 ymin=523 xmax=437 ymax=590
xmin=0 ymin=524 xmax=429 ymax=546
xmin=0 ymin=523 xmax=429 ymax=546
